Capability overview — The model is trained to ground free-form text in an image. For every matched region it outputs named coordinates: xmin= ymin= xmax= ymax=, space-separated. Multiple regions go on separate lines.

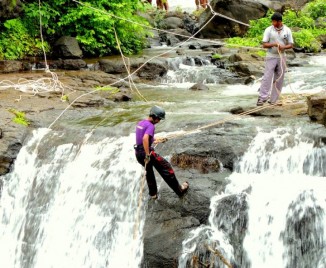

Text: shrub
xmin=292 ymin=29 xmax=321 ymax=52
xmin=303 ymin=0 xmax=326 ymax=20
xmin=0 ymin=19 xmax=49 ymax=60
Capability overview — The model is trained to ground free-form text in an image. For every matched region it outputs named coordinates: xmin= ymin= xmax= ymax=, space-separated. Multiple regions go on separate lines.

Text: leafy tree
xmin=303 ymin=0 xmax=326 ymax=20
xmin=22 ymin=0 xmax=150 ymax=57
xmin=0 ymin=18 xmax=49 ymax=60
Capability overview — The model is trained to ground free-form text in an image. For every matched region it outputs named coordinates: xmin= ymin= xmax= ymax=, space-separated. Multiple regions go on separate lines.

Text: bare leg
xmin=200 ymin=0 xmax=207 ymax=8
xmin=156 ymin=0 xmax=163 ymax=9
xmin=163 ymin=1 xmax=169 ymax=12
xmin=195 ymin=0 xmax=199 ymax=10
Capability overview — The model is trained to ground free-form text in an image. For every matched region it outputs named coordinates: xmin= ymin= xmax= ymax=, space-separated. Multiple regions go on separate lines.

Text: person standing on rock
xmin=195 ymin=0 xmax=207 ymax=10
xmin=257 ymin=12 xmax=293 ymax=106
xmin=134 ymin=105 xmax=189 ymax=199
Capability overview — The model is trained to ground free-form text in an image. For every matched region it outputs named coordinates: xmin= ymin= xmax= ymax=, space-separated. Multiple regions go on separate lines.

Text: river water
xmin=0 ymin=54 xmax=325 ymax=267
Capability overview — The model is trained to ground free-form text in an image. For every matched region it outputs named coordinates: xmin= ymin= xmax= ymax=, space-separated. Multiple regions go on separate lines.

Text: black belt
xmin=134 ymin=144 xmax=153 ymax=151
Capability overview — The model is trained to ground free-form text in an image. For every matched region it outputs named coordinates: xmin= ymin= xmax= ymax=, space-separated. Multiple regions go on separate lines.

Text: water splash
xmin=0 ymin=128 xmax=145 ymax=268
xmin=179 ymin=128 xmax=326 ymax=268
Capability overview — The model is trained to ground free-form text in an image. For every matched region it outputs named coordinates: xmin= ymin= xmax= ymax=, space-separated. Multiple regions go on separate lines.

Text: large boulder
xmin=99 ymin=57 xmax=168 ymax=80
xmin=198 ymin=0 xmax=268 ymax=38
xmin=53 ymin=36 xmax=83 ymax=59
xmin=228 ymin=53 xmax=265 ymax=77
xmin=161 ymin=16 xmax=184 ymax=29
xmin=198 ymin=0 xmax=311 ymax=39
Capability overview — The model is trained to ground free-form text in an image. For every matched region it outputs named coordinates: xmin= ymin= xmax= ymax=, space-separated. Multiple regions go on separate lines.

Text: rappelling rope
xmin=162 ymin=102 xmax=284 ymax=141
xmin=113 ymin=27 xmax=148 ymax=102
xmin=206 ymin=3 xmax=250 ymax=27
xmin=206 ymin=245 xmax=233 ymax=268
xmin=133 ymin=156 xmax=151 ymax=240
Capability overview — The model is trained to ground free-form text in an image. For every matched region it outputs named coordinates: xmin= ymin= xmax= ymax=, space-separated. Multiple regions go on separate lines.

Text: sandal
xmin=180 ymin=181 xmax=189 ymax=196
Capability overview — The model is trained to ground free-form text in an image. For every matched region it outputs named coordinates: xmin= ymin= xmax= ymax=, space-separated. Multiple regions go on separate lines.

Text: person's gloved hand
xmin=144 ymin=154 xmax=151 ymax=165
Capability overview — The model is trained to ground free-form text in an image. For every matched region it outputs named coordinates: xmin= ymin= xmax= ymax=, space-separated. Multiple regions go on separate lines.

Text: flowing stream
xmin=0 ymin=54 xmax=325 ymax=267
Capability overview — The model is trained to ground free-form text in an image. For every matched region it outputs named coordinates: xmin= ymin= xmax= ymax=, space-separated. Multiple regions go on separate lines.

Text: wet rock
xmin=0 ymin=60 xmax=32 ymax=73
xmin=142 ymin=168 xmax=227 ymax=267
xmin=307 ymin=91 xmax=326 ymax=126
xmin=228 ymin=53 xmax=265 ymax=77
xmin=183 ymin=13 xmax=198 ymax=35
xmin=171 ymin=154 xmax=219 ymax=173
xmin=169 ymin=123 xmax=256 ymax=171
xmin=189 ymin=83 xmax=209 ymax=91
xmin=54 ymin=59 xmax=87 ymax=70
xmin=99 ymin=57 xmax=168 ymax=80
xmin=146 ymin=29 xmax=161 ymax=47
xmin=282 ymin=191 xmax=325 ymax=268
xmin=160 ymin=16 xmax=184 ymax=29
xmin=198 ymin=0 xmax=267 ymax=38
xmin=53 ymin=36 xmax=83 ymax=59
xmin=0 ymin=124 xmax=26 ymax=175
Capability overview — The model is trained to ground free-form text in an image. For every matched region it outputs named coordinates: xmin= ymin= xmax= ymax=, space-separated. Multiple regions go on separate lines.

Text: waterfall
xmin=179 ymin=128 xmax=326 ymax=268
xmin=0 ymin=128 xmax=145 ymax=268
xmin=163 ymin=57 xmax=230 ymax=84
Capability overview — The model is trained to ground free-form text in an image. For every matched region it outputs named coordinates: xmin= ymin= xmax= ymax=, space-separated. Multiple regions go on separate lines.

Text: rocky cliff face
xmin=198 ymin=0 xmax=310 ymax=38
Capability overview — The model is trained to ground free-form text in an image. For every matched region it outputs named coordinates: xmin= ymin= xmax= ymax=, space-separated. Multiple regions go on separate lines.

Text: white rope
xmin=48 ymin=9 xmax=218 ymax=129
xmin=38 ymin=0 xmax=49 ymax=70
xmin=206 ymin=2 xmax=250 ymax=27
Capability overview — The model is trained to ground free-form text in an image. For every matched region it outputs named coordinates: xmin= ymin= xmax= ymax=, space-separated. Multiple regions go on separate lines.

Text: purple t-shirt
xmin=135 ymin=119 xmax=155 ymax=146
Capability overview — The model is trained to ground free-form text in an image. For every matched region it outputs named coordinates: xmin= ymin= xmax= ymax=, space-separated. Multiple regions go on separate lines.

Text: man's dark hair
xmin=271 ymin=12 xmax=282 ymax=21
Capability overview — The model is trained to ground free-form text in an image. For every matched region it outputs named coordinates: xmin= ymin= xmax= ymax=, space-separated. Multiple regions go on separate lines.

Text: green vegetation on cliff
xmin=0 ymin=0 xmax=151 ymax=60
xmin=0 ymin=0 xmax=325 ymax=60
xmin=227 ymin=0 xmax=326 ymax=52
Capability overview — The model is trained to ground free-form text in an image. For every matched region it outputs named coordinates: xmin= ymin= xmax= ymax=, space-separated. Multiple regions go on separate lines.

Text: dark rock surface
xmin=307 ymin=91 xmax=326 ymax=127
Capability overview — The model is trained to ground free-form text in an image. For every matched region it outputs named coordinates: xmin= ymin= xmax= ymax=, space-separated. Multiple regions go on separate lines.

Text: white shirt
xmin=263 ymin=25 xmax=294 ymax=58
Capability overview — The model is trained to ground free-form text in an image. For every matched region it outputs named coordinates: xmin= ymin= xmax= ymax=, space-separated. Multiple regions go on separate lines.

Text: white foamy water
xmin=179 ymin=128 xmax=326 ymax=268
xmin=0 ymin=128 xmax=145 ymax=268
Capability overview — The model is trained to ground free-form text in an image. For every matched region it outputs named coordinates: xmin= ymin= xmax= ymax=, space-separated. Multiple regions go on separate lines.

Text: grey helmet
xmin=149 ymin=105 xmax=165 ymax=120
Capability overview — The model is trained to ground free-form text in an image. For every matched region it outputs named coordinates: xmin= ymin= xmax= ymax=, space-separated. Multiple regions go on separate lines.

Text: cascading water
xmin=0 ymin=128 xmax=145 ymax=268
xmin=163 ymin=56 xmax=232 ymax=84
xmin=179 ymin=128 xmax=326 ymax=268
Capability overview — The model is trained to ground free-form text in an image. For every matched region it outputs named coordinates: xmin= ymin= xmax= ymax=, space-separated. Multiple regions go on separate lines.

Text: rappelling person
xmin=134 ymin=105 xmax=189 ymax=199
xmin=257 ymin=12 xmax=294 ymax=106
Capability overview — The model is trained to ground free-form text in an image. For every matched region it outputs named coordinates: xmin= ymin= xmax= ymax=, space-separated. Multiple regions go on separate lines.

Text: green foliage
xmin=95 ymin=85 xmax=120 ymax=95
xmin=212 ymin=54 xmax=222 ymax=59
xmin=246 ymin=15 xmax=271 ymax=38
xmin=303 ymin=0 xmax=326 ymax=19
xmin=0 ymin=18 xmax=49 ymax=60
xmin=282 ymin=10 xmax=315 ymax=28
xmin=292 ymin=29 xmax=322 ymax=52
xmin=226 ymin=0 xmax=325 ymax=52
xmin=22 ymin=0 xmax=150 ymax=57
xmin=8 ymin=109 xmax=30 ymax=126
xmin=174 ymin=6 xmax=183 ymax=16
xmin=61 ymin=95 xmax=69 ymax=102
xmin=226 ymin=37 xmax=261 ymax=47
